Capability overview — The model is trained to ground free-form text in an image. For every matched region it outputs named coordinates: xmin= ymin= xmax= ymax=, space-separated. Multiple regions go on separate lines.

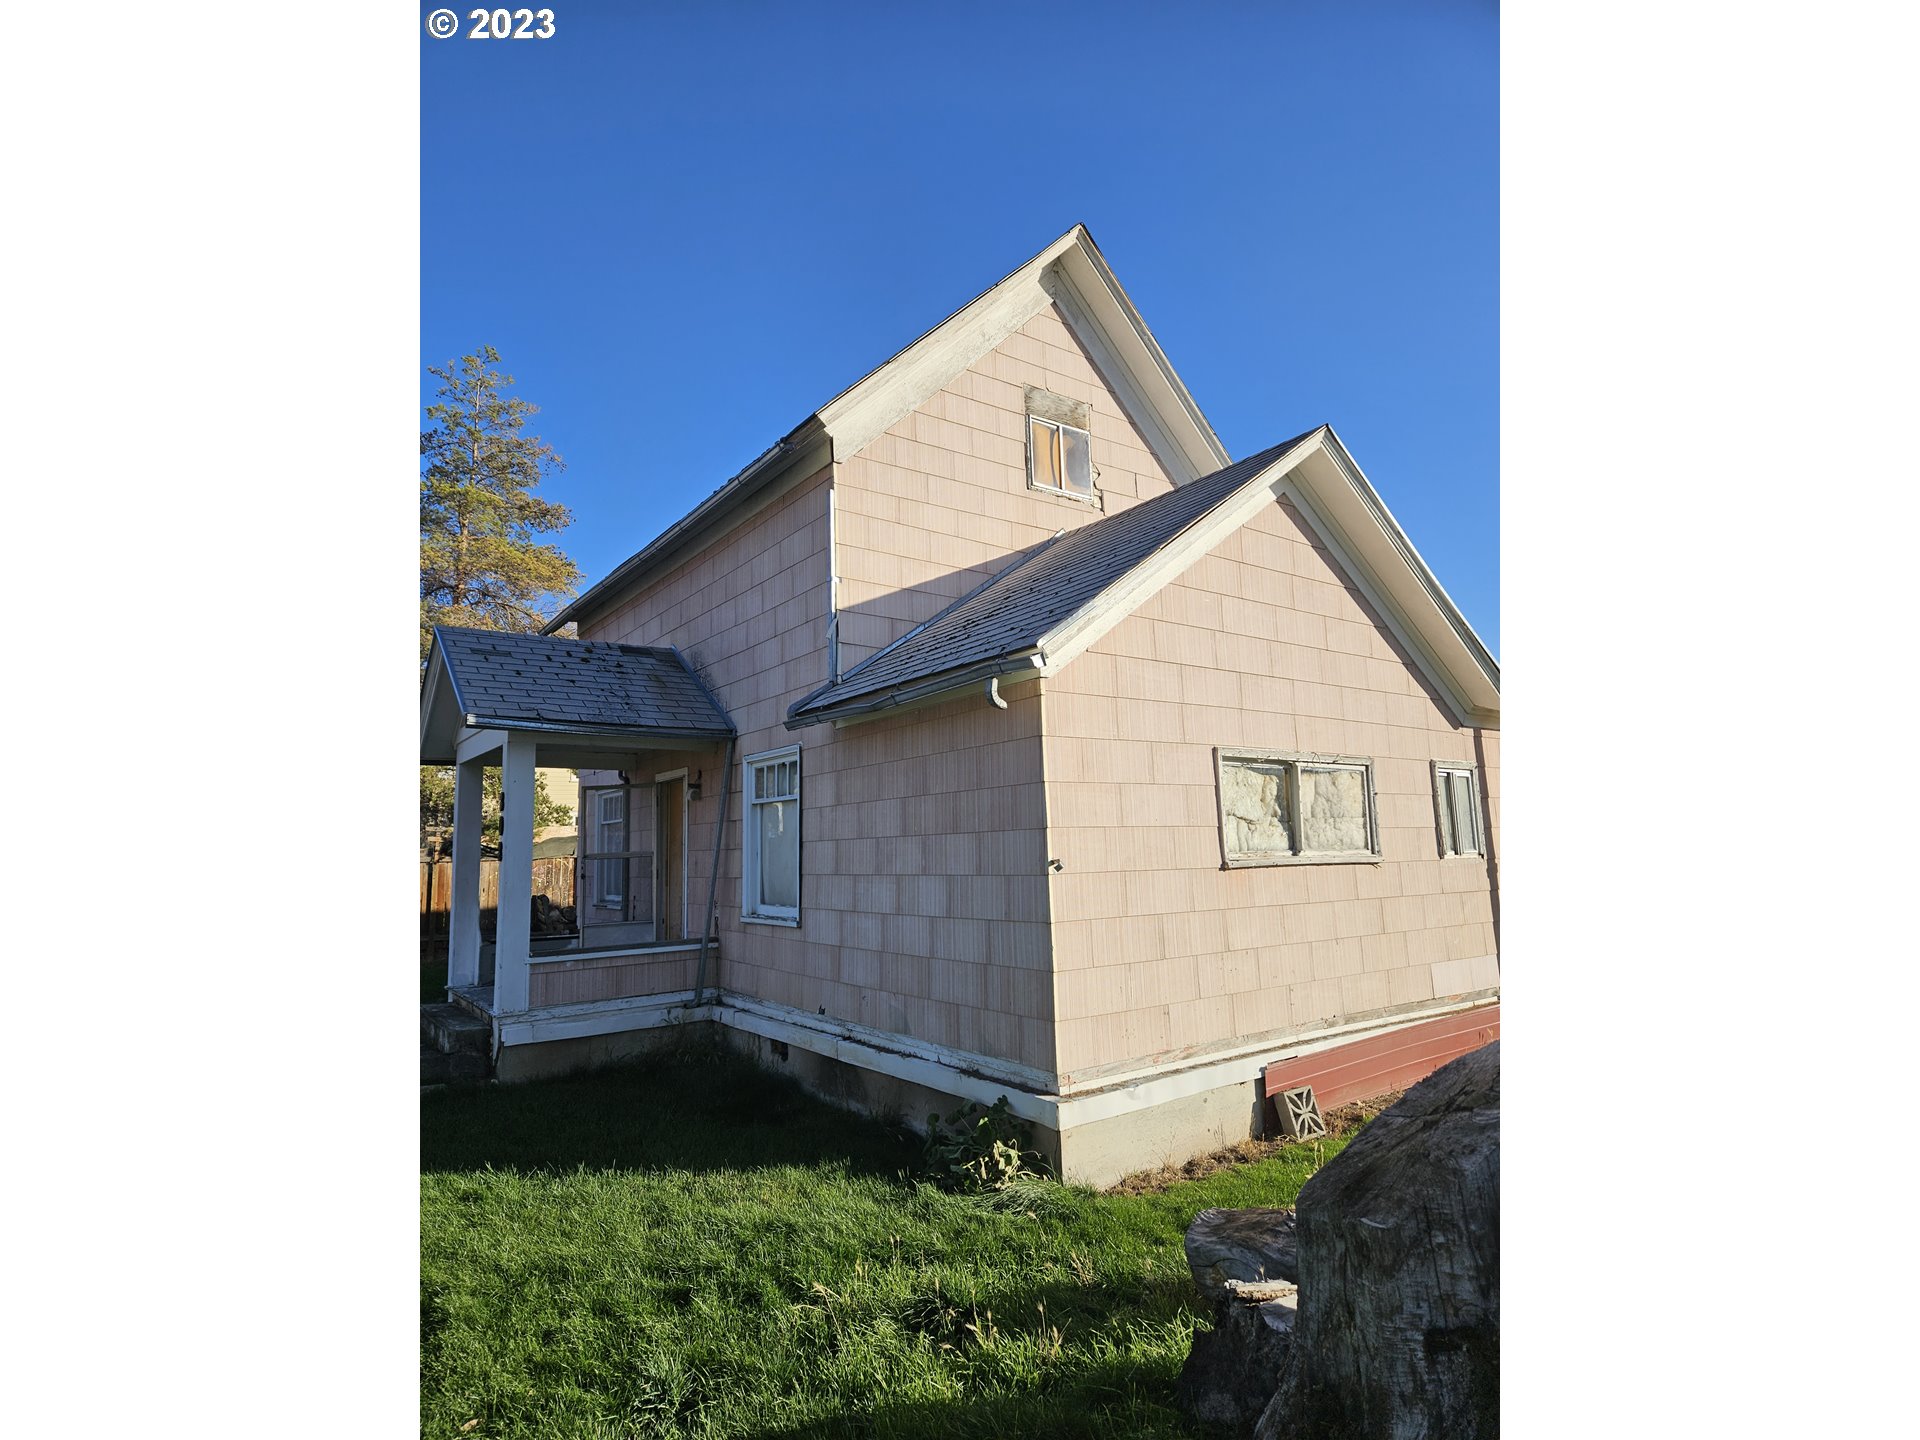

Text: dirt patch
xmin=1103 ymin=1090 xmax=1404 ymax=1196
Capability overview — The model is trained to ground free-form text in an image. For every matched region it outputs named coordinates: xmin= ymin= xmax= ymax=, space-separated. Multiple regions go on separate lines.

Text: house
xmin=418 ymin=226 xmax=1499 ymax=1186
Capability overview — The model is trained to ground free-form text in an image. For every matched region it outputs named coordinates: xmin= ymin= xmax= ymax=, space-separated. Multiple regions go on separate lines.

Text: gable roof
xmin=420 ymin=626 xmax=734 ymax=764
xmin=787 ymin=426 xmax=1501 ymax=730
xmin=787 ymin=431 xmax=1320 ymax=726
xmin=544 ymin=224 xmax=1229 ymax=635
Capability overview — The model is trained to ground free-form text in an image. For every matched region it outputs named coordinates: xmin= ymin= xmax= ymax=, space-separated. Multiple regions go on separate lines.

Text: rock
xmin=1184 ymin=1206 xmax=1299 ymax=1302
xmin=1255 ymin=1041 xmax=1500 ymax=1440
xmin=1176 ymin=1288 xmax=1298 ymax=1428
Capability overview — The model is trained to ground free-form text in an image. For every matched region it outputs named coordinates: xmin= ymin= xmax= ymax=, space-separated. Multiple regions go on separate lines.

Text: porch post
xmin=446 ymin=757 xmax=485 ymax=990
xmin=493 ymin=732 xmax=537 ymax=1015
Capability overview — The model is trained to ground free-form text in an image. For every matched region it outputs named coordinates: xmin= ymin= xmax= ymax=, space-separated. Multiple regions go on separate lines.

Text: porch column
xmin=493 ymin=731 xmax=537 ymax=1015
xmin=446 ymin=757 xmax=486 ymax=990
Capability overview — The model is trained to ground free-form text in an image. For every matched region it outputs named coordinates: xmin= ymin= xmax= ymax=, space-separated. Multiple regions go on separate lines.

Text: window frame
xmin=1212 ymin=746 xmax=1384 ymax=868
xmin=1025 ymin=413 xmax=1096 ymax=501
xmin=1431 ymin=761 xmax=1485 ymax=859
xmin=593 ymin=788 xmax=628 ymax=905
xmin=741 ymin=744 xmax=802 ymax=926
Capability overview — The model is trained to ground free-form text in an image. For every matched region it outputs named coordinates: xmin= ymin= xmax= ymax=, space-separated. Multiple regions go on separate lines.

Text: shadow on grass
xmin=420 ymin=1035 xmax=922 ymax=1180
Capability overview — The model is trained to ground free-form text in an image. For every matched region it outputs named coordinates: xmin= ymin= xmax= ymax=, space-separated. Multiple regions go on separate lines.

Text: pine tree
xmin=420 ymin=346 xmax=583 ymax=852
xmin=420 ymin=345 xmax=582 ymax=653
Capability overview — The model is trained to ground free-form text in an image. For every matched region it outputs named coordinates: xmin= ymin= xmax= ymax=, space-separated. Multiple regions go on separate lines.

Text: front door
xmin=656 ymin=775 xmax=686 ymax=943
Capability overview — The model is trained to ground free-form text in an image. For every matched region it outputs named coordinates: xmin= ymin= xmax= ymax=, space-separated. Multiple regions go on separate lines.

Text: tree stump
xmin=1254 ymin=1040 xmax=1499 ymax=1440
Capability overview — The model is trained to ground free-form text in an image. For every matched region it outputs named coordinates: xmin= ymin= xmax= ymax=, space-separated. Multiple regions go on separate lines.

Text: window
xmin=1433 ymin=763 xmax=1484 ymax=858
xmin=1024 ymin=387 xmax=1094 ymax=499
xmin=593 ymin=789 xmax=628 ymax=907
xmin=1214 ymin=748 xmax=1382 ymax=866
xmin=743 ymin=745 xmax=801 ymax=923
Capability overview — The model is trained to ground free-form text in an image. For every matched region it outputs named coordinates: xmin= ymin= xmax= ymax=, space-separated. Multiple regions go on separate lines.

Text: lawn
xmin=421 ymin=1039 xmax=1348 ymax=1439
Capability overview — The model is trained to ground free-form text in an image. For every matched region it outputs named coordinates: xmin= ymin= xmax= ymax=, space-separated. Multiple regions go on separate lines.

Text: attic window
xmin=1025 ymin=388 xmax=1094 ymax=500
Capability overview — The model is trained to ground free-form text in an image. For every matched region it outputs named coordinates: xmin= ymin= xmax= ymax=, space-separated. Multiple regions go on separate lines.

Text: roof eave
xmin=786 ymin=651 xmax=1046 ymax=730
xmin=543 ymin=416 xmax=831 ymax=635
xmin=1309 ymin=428 xmax=1500 ymax=717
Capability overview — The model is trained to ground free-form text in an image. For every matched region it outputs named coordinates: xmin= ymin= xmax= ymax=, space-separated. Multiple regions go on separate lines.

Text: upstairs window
xmin=1025 ymin=387 xmax=1094 ymax=499
xmin=1433 ymin=763 xmax=1484 ymax=858
xmin=1214 ymin=748 xmax=1382 ymax=866
xmin=743 ymin=746 xmax=801 ymax=923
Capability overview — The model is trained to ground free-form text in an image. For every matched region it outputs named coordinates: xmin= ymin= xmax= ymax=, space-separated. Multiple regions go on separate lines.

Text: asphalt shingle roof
xmin=432 ymin=627 xmax=734 ymax=737
xmin=789 ymin=429 xmax=1320 ymax=723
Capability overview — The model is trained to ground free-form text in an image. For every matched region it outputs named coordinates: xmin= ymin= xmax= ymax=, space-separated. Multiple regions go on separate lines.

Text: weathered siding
xmin=1042 ymin=494 xmax=1500 ymax=1085
xmin=575 ymin=463 xmax=1056 ymax=1075
xmin=834 ymin=303 xmax=1179 ymax=671
xmin=530 ymin=948 xmax=697 ymax=1008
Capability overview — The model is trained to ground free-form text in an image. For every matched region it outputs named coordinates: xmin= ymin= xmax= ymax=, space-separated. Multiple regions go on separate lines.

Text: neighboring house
xmin=419 ymin=226 xmax=1499 ymax=1185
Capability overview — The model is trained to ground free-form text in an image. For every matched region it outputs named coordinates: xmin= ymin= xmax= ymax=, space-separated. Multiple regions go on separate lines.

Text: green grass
xmin=421 ymin=1040 xmax=1347 ymax=1439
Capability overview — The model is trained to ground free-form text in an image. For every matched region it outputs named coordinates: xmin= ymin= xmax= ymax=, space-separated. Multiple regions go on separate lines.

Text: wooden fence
xmin=420 ymin=856 xmax=576 ymax=933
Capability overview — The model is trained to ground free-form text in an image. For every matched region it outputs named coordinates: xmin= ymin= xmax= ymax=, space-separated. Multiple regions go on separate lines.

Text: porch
xmin=420 ymin=627 xmax=738 ymax=1039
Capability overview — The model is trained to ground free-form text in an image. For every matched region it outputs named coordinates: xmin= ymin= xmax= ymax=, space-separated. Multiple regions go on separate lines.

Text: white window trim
xmin=1213 ymin=746 xmax=1383 ymax=868
xmin=594 ymin=788 xmax=628 ymax=905
xmin=741 ymin=744 xmax=801 ymax=926
xmin=1025 ymin=414 xmax=1098 ymax=503
xmin=1432 ymin=761 xmax=1485 ymax=859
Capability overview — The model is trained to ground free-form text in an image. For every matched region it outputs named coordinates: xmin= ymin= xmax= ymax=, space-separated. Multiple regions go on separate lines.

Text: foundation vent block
xmin=1279 ymin=1085 xmax=1328 ymax=1141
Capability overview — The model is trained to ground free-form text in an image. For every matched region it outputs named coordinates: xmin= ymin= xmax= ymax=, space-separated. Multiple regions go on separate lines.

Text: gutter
xmin=461 ymin=714 xmax=735 ymax=744
xmin=786 ymin=650 xmax=1045 ymax=730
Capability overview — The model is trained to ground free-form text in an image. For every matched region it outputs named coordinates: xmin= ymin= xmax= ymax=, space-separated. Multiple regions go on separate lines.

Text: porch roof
xmin=421 ymin=626 xmax=735 ymax=764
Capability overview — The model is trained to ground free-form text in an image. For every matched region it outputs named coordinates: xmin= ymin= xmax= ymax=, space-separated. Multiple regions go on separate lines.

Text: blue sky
xmin=423 ymin=1 xmax=1498 ymax=653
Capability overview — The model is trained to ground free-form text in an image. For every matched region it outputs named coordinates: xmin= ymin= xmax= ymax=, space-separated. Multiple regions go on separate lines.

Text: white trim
xmin=455 ymin=727 xmax=508 ymax=764
xmin=818 ymin=226 xmax=1229 ymax=490
xmin=1025 ymin=413 xmax=1096 ymax=501
xmin=815 ymin=234 xmax=1070 ymax=462
xmin=488 ymin=983 xmax=1499 ymax=1133
xmin=740 ymin=744 xmax=801 ymax=924
xmin=1432 ymin=760 xmax=1485 ymax=859
xmin=1281 ymin=438 xmax=1498 ymax=722
xmin=446 ymin=758 xmax=486 ymax=989
xmin=498 ymin=991 xmax=698 ymax=1047
xmin=1034 ymin=435 xmax=1323 ymax=676
xmin=528 ymin=942 xmax=703 ymax=967
xmin=708 ymin=993 xmax=1059 ymax=1121
xmin=826 ymin=473 xmax=842 ymax=682
xmin=1044 ymin=259 xmax=1223 ymax=485
xmin=492 ymin=733 xmax=538 ymax=1015
xmin=655 ymin=770 xmax=692 ymax=940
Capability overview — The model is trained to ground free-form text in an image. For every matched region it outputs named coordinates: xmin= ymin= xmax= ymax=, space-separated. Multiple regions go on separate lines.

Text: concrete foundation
xmin=492 ymin=1021 xmax=696 ymax=1083
xmin=484 ymin=997 xmax=1490 ymax=1188
xmin=1057 ymin=1077 xmax=1271 ymax=1188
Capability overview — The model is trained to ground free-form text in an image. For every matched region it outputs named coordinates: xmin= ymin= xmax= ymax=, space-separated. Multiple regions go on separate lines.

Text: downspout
xmin=985 ymin=677 xmax=1007 ymax=709
xmin=1473 ymin=727 xmax=1500 ymax=965
xmin=692 ymin=735 xmax=737 ymax=1008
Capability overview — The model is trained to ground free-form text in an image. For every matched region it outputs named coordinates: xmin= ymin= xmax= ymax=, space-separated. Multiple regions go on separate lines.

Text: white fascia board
xmin=1046 ymin=242 xmax=1230 ymax=484
xmin=1027 ymin=433 xmax=1498 ymax=729
xmin=1034 ymin=433 xmax=1327 ymax=677
xmin=816 ymin=235 xmax=1074 ymax=460
xmin=1281 ymin=438 xmax=1499 ymax=723
xmin=420 ymin=646 xmax=453 ymax=761
xmin=1312 ymin=431 xmax=1500 ymax=717
xmin=820 ymin=226 xmax=1229 ymax=495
